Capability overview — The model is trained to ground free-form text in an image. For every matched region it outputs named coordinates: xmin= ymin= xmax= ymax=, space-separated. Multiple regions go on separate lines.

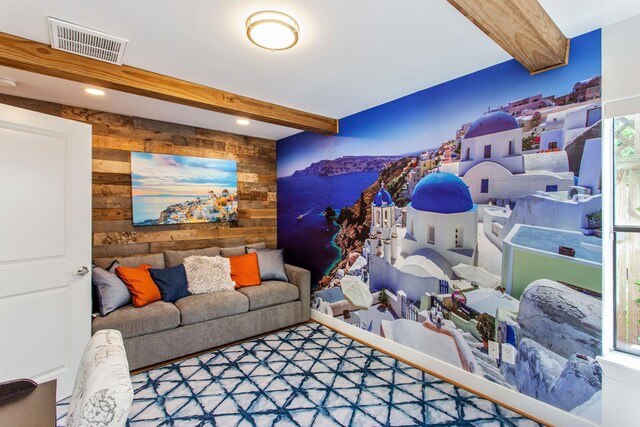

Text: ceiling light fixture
xmin=246 ymin=11 xmax=299 ymax=51
xmin=84 ymin=88 xmax=106 ymax=96
xmin=236 ymin=119 xmax=250 ymax=126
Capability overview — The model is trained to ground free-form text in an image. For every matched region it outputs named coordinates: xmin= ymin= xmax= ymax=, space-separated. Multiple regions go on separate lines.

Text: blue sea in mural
xmin=278 ymin=171 xmax=379 ymax=286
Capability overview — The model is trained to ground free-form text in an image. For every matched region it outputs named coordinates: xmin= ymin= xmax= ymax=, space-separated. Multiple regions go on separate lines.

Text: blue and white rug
xmin=58 ymin=323 xmax=541 ymax=426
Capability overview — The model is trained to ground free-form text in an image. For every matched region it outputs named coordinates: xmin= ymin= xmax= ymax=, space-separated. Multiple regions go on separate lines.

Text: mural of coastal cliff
xmin=131 ymin=152 xmax=238 ymax=226
xmin=277 ymin=30 xmax=603 ymax=423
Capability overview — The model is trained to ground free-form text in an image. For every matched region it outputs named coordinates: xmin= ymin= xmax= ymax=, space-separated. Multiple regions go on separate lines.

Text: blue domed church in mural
xmin=403 ymin=172 xmax=477 ymax=266
xmin=369 ymin=184 xmax=398 ymax=264
xmin=457 ymin=111 xmax=575 ymax=204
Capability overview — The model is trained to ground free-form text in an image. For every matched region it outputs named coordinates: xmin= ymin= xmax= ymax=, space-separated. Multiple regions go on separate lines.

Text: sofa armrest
xmin=285 ymin=264 xmax=311 ymax=322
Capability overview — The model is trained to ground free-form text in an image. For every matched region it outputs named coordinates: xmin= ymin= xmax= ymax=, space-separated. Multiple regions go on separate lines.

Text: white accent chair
xmin=65 ymin=329 xmax=133 ymax=427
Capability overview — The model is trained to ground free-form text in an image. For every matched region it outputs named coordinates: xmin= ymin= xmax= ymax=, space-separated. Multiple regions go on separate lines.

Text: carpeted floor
xmin=57 ymin=323 xmax=541 ymax=426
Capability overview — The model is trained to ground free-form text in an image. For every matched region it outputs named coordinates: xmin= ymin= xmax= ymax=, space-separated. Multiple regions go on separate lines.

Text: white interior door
xmin=0 ymin=103 xmax=92 ymax=399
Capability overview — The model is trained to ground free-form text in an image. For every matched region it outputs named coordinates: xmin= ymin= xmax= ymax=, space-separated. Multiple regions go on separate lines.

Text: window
xmin=613 ymin=112 xmax=640 ymax=356
xmin=546 ymin=185 xmax=558 ymax=192
xmin=508 ymin=140 xmax=515 ymax=155
xmin=465 ymin=147 xmax=470 ymax=161
xmin=455 ymin=228 xmax=463 ymax=248
xmin=549 ymin=141 xmax=558 ymax=150
xmin=481 ymin=179 xmax=489 ymax=194
xmin=587 ymin=107 xmax=602 ymax=127
xmin=427 ymin=225 xmax=435 ymax=244
xmin=484 ymin=144 xmax=492 ymax=159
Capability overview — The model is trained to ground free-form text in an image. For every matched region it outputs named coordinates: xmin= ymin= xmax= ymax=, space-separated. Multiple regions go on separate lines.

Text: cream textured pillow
xmin=183 ymin=255 xmax=235 ymax=294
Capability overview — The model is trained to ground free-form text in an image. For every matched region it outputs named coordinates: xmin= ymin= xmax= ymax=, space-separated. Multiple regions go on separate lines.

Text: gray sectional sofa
xmin=92 ymin=243 xmax=311 ymax=370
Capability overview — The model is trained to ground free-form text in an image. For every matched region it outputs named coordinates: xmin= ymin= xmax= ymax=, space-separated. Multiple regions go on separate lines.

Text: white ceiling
xmin=0 ymin=0 xmax=638 ymax=140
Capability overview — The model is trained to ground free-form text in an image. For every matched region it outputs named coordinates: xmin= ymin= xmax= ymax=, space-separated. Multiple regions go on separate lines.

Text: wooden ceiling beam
xmin=0 ymin=32 xmax=338 ymax=135
xmin=447 ymin=0 xmax=570 ymax=74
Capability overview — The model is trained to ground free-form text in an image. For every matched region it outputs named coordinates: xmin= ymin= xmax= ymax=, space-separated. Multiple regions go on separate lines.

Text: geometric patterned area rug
xmin=57 ymin=323 xmax=541 ymax=426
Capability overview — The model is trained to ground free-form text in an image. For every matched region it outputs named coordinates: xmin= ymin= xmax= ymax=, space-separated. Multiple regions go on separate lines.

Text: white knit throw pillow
xmin=183 ymin=255 xmax=235 ymax=294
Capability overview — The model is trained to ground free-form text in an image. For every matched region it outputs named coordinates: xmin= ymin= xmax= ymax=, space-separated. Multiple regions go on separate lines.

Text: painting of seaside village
xmin=131 ymin=152 xmax=238 ymax=226
xmin=277 ymin=31 xmax=603 ymax=423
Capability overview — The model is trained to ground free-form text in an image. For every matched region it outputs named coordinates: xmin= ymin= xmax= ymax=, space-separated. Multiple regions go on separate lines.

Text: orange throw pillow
xmin=229 ymin=252 xmax=261 ymax=288
xmin=115 ymin=264 xmax=161 ymax=307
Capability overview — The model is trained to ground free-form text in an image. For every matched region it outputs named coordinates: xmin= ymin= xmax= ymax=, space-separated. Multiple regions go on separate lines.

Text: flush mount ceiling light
xmin=236 ymin=119 xmax=250 ymax=125
xmin=84 ymin=88 xmax=105 ymax=96
xmin=246 ymin=11 xmax=299 ymax=51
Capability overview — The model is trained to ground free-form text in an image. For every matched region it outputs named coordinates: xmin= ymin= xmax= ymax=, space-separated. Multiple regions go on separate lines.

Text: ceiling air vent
xmin=48 ymin=17 xmax=128 ymax=65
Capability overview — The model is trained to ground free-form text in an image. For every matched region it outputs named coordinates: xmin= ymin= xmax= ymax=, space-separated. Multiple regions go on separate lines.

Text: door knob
xmin=74 ymin=266 xmax=89 ymax=276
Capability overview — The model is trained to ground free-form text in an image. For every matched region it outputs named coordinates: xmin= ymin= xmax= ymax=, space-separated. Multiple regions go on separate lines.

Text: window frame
xmin=480 ymin=178 xmax=489 ymax=194
xmin=484 ymin=144 xmax=492 ymax=159
xmin=612 ymin=113 xmax=640 ymax=357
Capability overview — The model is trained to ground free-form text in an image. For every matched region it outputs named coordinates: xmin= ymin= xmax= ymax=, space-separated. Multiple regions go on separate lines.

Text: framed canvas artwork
xmin=131 ymin=152 xmax=238 ymax=226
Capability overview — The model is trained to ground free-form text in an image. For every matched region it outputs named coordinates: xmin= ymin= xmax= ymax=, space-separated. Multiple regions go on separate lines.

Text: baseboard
xmin=312 ymin=310 xmax=598 ymax=427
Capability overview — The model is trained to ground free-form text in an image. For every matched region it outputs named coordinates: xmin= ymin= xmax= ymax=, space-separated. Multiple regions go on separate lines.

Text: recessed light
xmin=246 ymin=11 xmax=299 ymax=51
xmin=84 ymin=88 xmax=105 ymax=96
xmin=0 ymin=77 xmax=17 ymax=87
xmin=237 ymin=119 xmax=250 ymax=126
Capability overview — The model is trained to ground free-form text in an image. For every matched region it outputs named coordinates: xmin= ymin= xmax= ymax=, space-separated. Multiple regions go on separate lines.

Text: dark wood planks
xmin=0 ymin=94 xmax=278 ymax=258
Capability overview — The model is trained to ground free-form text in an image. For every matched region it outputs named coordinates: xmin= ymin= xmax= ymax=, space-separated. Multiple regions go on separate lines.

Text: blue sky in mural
xmin=277 ymin=30 xmax=601 ymax=177
xmin=131 ymin=152 xmax=237 ymax=197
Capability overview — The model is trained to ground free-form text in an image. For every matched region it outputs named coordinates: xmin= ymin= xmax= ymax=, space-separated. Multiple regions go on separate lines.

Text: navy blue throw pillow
xmin=149 ymin=264 xmax=190 ymax=303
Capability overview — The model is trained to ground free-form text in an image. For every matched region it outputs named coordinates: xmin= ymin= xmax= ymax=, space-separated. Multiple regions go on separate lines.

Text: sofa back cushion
xmin=164 ymin=246 xmax=221 ymax=268
xmin=220 ymin=242 xmax=266 ymax=257
xmin=149 ymin=264 xmax=190 ymax=303
xmin=246 ymin=248 xmax=288 ymax=282
xmin=115 ymin=264 xmax=161 ymax=307
xmin=183 ymin=256 xmax=235 ymax=294
xmin=229 ymin=252 xmax=261 ymax=288
xmin=94 ymin=253 xmax=165 ymax=270
xmin=92 ymin=261 xmax=132 ymax=316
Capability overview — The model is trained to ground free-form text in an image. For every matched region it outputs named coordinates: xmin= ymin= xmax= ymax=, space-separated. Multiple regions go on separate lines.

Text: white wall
xmin=600 ymin=14 xmax=640 ymax=427
xmin=462 ymin=161 xmax=574 ymax=204
xmin=603 ymin=16 xmax=640 ymax=104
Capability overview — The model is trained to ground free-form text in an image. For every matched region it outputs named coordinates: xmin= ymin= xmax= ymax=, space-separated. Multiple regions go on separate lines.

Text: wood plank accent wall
xmin=0 ymin=94 xmax=277 ymax=258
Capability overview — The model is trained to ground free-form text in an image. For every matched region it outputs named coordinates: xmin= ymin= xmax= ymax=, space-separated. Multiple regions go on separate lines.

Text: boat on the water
xmin=297 ymin=215 xmax=303 ymax=220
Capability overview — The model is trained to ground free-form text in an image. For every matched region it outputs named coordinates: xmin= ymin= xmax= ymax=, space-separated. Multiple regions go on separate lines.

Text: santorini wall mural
xmin=277 ymin=30 xmax=603 ymax=422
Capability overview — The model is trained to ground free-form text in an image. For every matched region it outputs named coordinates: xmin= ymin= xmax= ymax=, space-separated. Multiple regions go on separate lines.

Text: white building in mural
xmin=483 ymin=191 xmax=602 ymax=249
xmin=539 ymin=101 xmax=601 ymax=152
xmin=403 ymin=172 xmax=478 ymax=266
xmin=369 ymin=184 xmax=398 ymax=264
xmin=406 ymin=167 xmax=421 ymax=198
xmin=458 ymin=111 xmax=574 ymax=204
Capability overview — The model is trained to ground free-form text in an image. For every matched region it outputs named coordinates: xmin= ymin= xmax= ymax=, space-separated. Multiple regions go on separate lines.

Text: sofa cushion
xmin=92 ymin=263 xmax=131 ymax=316
xmin=94 ymin=253 xmax=165 ymax=270
xmin=149 ymin=264 xmax=190 ymax=303
xmin=91 ymin=301 xmax=180 ymax=339
xmin=229 ymin=252 xmax=261 ymax=288
xmin=220 ymin=242 xmax=266 ymax=257
xmin=236 ymin=281 xmax=299 ymax=311
xmin=115 ymin=264 xmax=161 ymax=307
xmin=247 ymin=248 xmax=288 ymax=282
xmin=164 ymin=246 xmax=221 ymax=268
xmin=174 ymin=291 xmax=249 ymax=326
xmin=183 ymin=255 xmax=235 ymax=294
